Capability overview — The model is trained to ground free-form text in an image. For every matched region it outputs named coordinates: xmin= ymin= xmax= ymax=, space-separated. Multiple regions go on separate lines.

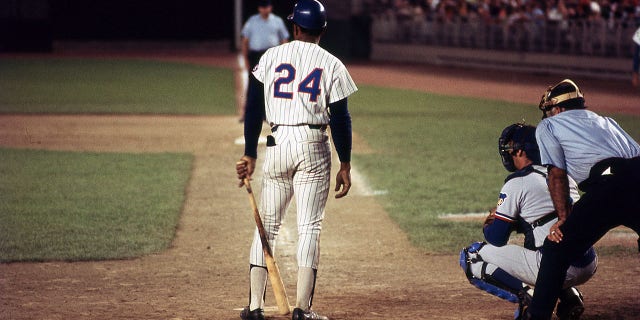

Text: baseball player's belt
xmin=270 ymin=124 xmax=327 ymax=132
xmin=530 ymin=211 xmax=558 ymax=228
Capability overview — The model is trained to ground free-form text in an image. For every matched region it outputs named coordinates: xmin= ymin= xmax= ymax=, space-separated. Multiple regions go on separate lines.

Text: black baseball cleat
xmin=240 ymin=306 xmax=265 ymax=320
xmin=556 ymin=287 xmax=585 ymax=320
xmin=292 ymin=307 xmax=329 ymax=320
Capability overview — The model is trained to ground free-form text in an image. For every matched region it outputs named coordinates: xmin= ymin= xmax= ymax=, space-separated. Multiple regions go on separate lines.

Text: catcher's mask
xmin=498 ymin=123 xmax=540 ymax=172
xmin=538 ymin=79 xmax=585 ymax=119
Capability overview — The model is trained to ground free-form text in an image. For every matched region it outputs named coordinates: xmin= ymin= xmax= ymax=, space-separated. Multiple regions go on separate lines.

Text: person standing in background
xmin=239 ymin=0 xmax=290 ymax=122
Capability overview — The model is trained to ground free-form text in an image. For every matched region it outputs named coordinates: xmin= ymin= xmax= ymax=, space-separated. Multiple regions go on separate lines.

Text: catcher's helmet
xmin=288 ymin=0 xmax=327 ymax=31
xmin=498 ymin=123 xmax=540 ymax=172
xmin=538 ymin=79 xmax=585 ymax=119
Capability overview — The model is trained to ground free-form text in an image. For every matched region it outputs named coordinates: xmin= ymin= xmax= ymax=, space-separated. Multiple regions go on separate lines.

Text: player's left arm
xmin=329 ymin=97 xmax=352 ymax=199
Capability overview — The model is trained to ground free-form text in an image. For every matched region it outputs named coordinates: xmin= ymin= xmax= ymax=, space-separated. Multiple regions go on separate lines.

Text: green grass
xmin=350 ymin=85 xmax=640 ymax=253
xmin=0 ymin=58 xmax=235 ymax=114
xmin=0 ymin=148 xmax=193 ymax=262
xmin=1 ymin=58 xmax=637 ymax=259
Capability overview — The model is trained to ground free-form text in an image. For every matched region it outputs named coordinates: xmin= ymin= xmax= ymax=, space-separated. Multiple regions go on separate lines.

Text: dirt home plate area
xmin=1 ymin=52 xmax=639 ymax=320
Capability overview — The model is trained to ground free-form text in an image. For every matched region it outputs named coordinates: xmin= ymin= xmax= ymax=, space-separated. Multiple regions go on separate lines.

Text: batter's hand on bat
xmin=236 ymin=156 xmax=256 ymax=187
xmin=334 ymin=162 xmax=351 ymax=199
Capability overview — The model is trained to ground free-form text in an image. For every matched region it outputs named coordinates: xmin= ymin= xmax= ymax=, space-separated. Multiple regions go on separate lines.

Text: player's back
xmin=254 ymin=40 xmax=355 ymax=126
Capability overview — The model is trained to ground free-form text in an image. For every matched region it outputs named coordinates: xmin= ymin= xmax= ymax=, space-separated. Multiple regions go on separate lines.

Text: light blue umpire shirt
xmin=241 ymin=13 xmax=289 ymax=52
xmin=535 ymin=109 xmax=640 ymax=184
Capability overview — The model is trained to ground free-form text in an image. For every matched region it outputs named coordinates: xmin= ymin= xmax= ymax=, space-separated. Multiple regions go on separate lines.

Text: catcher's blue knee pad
xmin=459 ymin=242 xmax=519 ymax=303
xmin=459 ymin=241 xmax=485 ymax=275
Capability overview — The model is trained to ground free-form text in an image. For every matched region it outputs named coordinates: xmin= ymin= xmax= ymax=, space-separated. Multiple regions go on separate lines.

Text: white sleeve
xmin=495 ymin=180 xmax=523 ymax=222
xmin=328 ymin=65 xmax=358 ymax=104
xmin=633 ymin=27 xmax=640 ymax=45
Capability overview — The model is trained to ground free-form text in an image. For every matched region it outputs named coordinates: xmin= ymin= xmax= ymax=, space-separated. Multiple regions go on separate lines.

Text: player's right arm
xmin=237 ymin=74 xmax=265 ymax=184
xmin=535 ymin=119 xmax=571 ymax=242
xmin=546 ymin=166 xmax=571 ymax=243
xmin=483 ymin=184 xmax=519 ymax=246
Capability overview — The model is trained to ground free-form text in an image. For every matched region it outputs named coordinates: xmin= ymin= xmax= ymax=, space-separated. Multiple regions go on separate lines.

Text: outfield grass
xmin=0 ymin=148 xmax=192 ymax=262
xmin=350 ymin=85 xmax=640 ymax=253
xmin=0 ymin=58 xmax=235 ymax=115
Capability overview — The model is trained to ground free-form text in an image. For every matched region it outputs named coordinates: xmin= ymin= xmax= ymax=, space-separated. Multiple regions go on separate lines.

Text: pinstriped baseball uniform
xmin=249 ymin=40 xmax=357 ymax=268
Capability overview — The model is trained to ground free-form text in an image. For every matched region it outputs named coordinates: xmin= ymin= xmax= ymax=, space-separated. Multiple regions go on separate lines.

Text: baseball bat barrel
xmin=242 ymin=177 xmax=291 ymax=315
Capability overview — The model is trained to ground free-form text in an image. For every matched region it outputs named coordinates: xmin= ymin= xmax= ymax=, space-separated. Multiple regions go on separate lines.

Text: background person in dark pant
xmin=239 ymin=0 xmax=289 ymax=122
xmin=524 ymin=79 xmax=640 ymax=319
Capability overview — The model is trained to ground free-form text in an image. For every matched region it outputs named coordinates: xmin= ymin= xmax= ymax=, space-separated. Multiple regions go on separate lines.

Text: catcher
xmin=459 ymin=123 xmax=598 ymax=320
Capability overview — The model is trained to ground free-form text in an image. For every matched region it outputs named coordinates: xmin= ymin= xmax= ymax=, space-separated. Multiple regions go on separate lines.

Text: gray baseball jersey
xmin=471 ymin=165 xmax=596 ymax=288
xmin=495 ymin=165 xmax=579 ymax=248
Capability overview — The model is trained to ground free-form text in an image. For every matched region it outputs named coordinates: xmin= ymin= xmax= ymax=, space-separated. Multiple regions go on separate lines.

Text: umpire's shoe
xmin=514 ymin=287 xmax=533 ymax=320
xmin=292 ymin=308 xmax=329 ymax=320
xmin=556 ymin=287 xmax=584 ymax=320
xmin=240 ymin=306 xmax=265 ymax=320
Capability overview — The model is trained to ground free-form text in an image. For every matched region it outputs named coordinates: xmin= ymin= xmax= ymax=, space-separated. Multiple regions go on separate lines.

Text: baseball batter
xmin=235 ymin=1 xmax=357 ymax=320
xmin=459 ymin=124 xmax=597 ymax=320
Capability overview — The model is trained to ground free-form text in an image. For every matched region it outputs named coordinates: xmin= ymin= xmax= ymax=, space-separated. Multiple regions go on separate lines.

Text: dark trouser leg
xmin=528 ymin=186 xmax=616 ymax=319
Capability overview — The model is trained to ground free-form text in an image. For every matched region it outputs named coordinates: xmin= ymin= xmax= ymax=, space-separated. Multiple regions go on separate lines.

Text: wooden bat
xmin=242 ymin=177 xmax=291 ymax=315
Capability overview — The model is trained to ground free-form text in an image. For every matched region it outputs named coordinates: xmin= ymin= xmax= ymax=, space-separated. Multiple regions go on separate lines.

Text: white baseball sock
xmin=296 ymin=267 xmax=317 ymax=310
xmin=249 ymin=265 xmax=268 ymax=311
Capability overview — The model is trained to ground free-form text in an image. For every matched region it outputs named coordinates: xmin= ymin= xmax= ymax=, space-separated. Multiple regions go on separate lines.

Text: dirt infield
xmin=1 ymin=51 xmax=639 ymax=320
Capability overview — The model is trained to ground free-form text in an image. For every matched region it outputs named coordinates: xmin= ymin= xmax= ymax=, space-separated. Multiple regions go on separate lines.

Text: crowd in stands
xmin=366 ymin=0 xmax=640 ymax=56
xmin=370 ymin=0 xmax=639 ymax=26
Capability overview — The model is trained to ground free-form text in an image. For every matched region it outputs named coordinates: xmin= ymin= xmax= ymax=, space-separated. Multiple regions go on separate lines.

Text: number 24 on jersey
xmin=273 ymin=63 xmax=323 ymax=102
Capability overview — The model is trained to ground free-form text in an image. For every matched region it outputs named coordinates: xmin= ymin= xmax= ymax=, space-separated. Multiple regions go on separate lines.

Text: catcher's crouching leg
xmin=459 ymin=242 xmax=533 ymax=319
xmin=460 ymin=242 xmax=534 ymax=300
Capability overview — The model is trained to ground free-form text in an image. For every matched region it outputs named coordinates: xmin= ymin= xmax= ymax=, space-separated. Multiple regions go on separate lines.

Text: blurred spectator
xmin=239 ymin=0 xmax=289 ymax=122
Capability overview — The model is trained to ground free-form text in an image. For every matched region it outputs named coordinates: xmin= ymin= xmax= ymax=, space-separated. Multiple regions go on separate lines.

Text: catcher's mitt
xmin=483 ymin=207 xmax=497 ymax=228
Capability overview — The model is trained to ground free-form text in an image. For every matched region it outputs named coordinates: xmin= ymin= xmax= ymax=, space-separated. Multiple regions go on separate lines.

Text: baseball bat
xmin=242 ymin=177 xmax=291 ymax=315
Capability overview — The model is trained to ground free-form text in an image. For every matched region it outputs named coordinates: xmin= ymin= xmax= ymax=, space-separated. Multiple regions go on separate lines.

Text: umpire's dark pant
xmin=528 ymin=157 xmax=640 ymax=319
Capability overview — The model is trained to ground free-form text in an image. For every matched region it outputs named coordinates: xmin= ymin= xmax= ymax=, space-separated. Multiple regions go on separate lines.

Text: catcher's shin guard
xmin=459 ymin=242 xmax=519 ymax=303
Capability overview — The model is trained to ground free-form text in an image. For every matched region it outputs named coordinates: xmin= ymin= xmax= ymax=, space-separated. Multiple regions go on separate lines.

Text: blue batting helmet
xmin=288 ymin=0 xmax=327 ymax=30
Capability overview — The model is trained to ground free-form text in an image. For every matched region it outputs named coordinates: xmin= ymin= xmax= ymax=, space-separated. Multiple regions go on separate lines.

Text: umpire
xmin=239 ymin=0 xmax=289 ymax=121
xmin=525 ymin=79 xmax=640 ymax=319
